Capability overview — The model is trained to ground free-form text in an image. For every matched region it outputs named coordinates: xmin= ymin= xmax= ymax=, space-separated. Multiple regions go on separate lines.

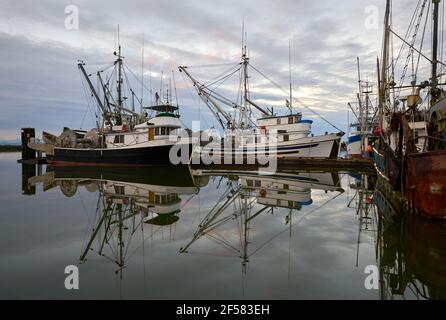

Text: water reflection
xmin=27 ymin=166 xmax=343 ymax=279
xmin=181 ymin=169 xmax=344 ymax=280
xmin=351 ymin=173 xmax=446 ymax=300
xmin=28 ymin=166 xmax=198 ymax=278
xmin=374 ymin=182 xmax=446 ymax=300
xmin=21 ymin=164 xmax=446 ymax=299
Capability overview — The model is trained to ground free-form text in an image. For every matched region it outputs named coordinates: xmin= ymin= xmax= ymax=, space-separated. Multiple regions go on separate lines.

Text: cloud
xmin=0 ymin=0 xmax=402 ymax=141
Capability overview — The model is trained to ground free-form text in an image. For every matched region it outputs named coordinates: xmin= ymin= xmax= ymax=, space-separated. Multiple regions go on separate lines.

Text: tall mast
xmin=357 ymin=57 xmax=364 ymax=139
xmin=242 ymin=41 xmax=249 ymax=129
xmin=141 ymin=36 xmax=145 ymax=115
xmin=117 ymin=44 xmax=123 ymax=109
xmin=379 ymin=0 xmax=391 ymax=131
xmin=431 ymin=0 xmax=441 ymax=91
xmin=289 ymin=40 xmax=293 ymax=111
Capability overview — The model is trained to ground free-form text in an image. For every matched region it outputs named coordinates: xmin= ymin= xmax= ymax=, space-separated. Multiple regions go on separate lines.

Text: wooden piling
xmin=20 ymin=128 xmax=36 ymax=161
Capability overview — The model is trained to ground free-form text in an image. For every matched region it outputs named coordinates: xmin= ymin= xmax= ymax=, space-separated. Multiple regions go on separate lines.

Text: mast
xmin=431 ymin=0 xmax=441 ymax=91
xmin=379 ymin=0 xmax=391 ymax=132
xmin=141 ymin=36 xmax=145 ymax=115
xmin=117 ymin=45 xmax=123 ymax=109
xmin=289 ymin=39 xmax=293 ymax=111
xmin=357 ymin=57 xmax=364 ymax=154
xmin=242 ymin=42 xmax=249 ymax=129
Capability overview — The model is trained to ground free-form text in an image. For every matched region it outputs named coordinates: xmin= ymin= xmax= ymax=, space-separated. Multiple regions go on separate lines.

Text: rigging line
xmin=203 ymin=65 xmax=243 ymax=91
xmin=248 ymin=191 xmax=344 ymax=258
xmin=393 ymin=0 xmax=423 ymax=67
xmin=123 ymin=62 xmax=156 ymax=99
xmin=197 ymin=74 xmax=243 ymax=107
xmin=206 ymin=231 xmax=242 ymax=255
xmin=396 ymin=0 xmax=428 ymax=97
xmin=179 ymin=72 xmax=213 ymax=129
xmin=185 ymin=62 xmax=240 ymax=69
xmin=249 ymin=63 xmax=344 ymax=132
xmin=415 ymin=0 xmax=431 ymax=79
xmin=186 ymin=70 xmax=243 ymax=110
xmin=79 ymin=69 xmax=97 ymax=128
xmin=202 ymin=63 xmax=242 ymax=89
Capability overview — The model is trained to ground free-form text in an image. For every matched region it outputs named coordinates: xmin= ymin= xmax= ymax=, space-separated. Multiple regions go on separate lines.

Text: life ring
xmin=259 ymin=189 xmax=267 ymax=197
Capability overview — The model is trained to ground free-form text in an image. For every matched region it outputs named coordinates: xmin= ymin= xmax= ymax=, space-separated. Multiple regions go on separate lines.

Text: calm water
xmin=0 ymin=152 xmax=445 ymax=299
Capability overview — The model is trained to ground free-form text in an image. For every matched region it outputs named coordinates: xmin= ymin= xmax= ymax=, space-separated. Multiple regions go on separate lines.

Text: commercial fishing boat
xmin=373 ymin=0 xmax=446 ymax=218
xmin=179 ymin=39 xmax=344 ymax=161
xmin=28 ymin=44 xmax=193 ymax=166
xmin=346 ymin=59 xmax=379 ymax=158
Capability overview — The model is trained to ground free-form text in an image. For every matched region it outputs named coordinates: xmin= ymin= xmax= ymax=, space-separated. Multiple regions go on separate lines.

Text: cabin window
xmin=284 ymin=134 xmax=289 ymax=142
xmin=255 ymin=180 xmax=261 ymax=187
xmin=288 ymin=117 xmax=293 ymax=124
xmin=114 ymin=185 xmax=125 ymax=194
xmin=113 ymin=135 xmax=124 ymax=144
xmin=283 ymin=184 xmax=289 ymax=190
xmin=276 ymin=118 xmax=281 ymax=125
xmin=155 ymin=127 xmax=160 ymax=135
xmin=246 ymin=180 xmax=253 ymax=187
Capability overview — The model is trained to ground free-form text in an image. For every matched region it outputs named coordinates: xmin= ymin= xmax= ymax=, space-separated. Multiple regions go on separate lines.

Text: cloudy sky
xmin=0 ymin=0 xmax=429 ymax=141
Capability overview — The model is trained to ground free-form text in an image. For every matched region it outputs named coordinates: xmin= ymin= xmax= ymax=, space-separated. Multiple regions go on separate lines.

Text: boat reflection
xmin=28 ymin=166 xmax=199 ymax=277
xmin=374 ymin=184 xmax=446 ymax=300
xmin=27 ymin=166 xmax=344 ymax=279
xmin=181 ymin=169 xmax=345 ymax=278
xmin=24 ymin=165 xmax=446 ymax=299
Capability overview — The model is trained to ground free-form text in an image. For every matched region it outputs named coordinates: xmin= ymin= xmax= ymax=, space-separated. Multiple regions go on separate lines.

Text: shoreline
xmin=0 ymin=145 xmax=21 ymax=153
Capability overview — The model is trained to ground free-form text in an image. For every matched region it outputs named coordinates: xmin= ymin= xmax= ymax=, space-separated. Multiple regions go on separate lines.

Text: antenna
xmin=117 ymin=24 xmax=120 ymax=47
xmin=149 ymin=64 xmax=152 ymax=105
xmin=114 ymin=28 xmax=116 ymax=52
xmin=160 ymin=71 xmax=164 ymax=104
xmin=141 ymin=35 xmax=145 ymax=114
xmin=288 ymin=39 xmax=293 ymax=111
xmin=172 ymin=70 xmax=179 ymax=108
xmin=241 ymin=17 xmax=245 ymax=55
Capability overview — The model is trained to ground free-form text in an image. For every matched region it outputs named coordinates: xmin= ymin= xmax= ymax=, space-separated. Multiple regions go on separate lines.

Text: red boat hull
xmin=405 ymin=150 xmax=446 ymax=218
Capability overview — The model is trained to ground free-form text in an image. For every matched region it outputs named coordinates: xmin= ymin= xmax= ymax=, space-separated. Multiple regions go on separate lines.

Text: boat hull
xmin=195 ymin=133 xmax=342 ymax=161
xmin=405 ymin=150 xmax=446 ymax=218
xmin=47 ymin=143 xmax=193 ymax=166
xmin=347 ymin=134 xmax=362 ymax=158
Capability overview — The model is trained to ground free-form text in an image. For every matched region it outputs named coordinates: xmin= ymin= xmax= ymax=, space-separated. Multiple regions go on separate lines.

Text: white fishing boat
xmin=346 ymin=60 xmax=378 ymax=158
xmin=29 ymin=44 xmax=193 ymax=166
xmin=179 ymin=38 xmax=344 ymax=162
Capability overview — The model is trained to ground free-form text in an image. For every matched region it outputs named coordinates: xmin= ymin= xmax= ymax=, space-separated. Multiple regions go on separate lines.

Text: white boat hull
xmin=195 ymin=133 xmax=342 ymax=159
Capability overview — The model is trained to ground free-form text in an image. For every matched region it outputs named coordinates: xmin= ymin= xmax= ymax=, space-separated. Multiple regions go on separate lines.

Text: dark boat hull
xmin=47 ymin=143 xmax=193 ymax=166
xmin=374 ymin=144 xmax=446 ymax=218
xmin=405 ymin=150 xmax=446 ymax=218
